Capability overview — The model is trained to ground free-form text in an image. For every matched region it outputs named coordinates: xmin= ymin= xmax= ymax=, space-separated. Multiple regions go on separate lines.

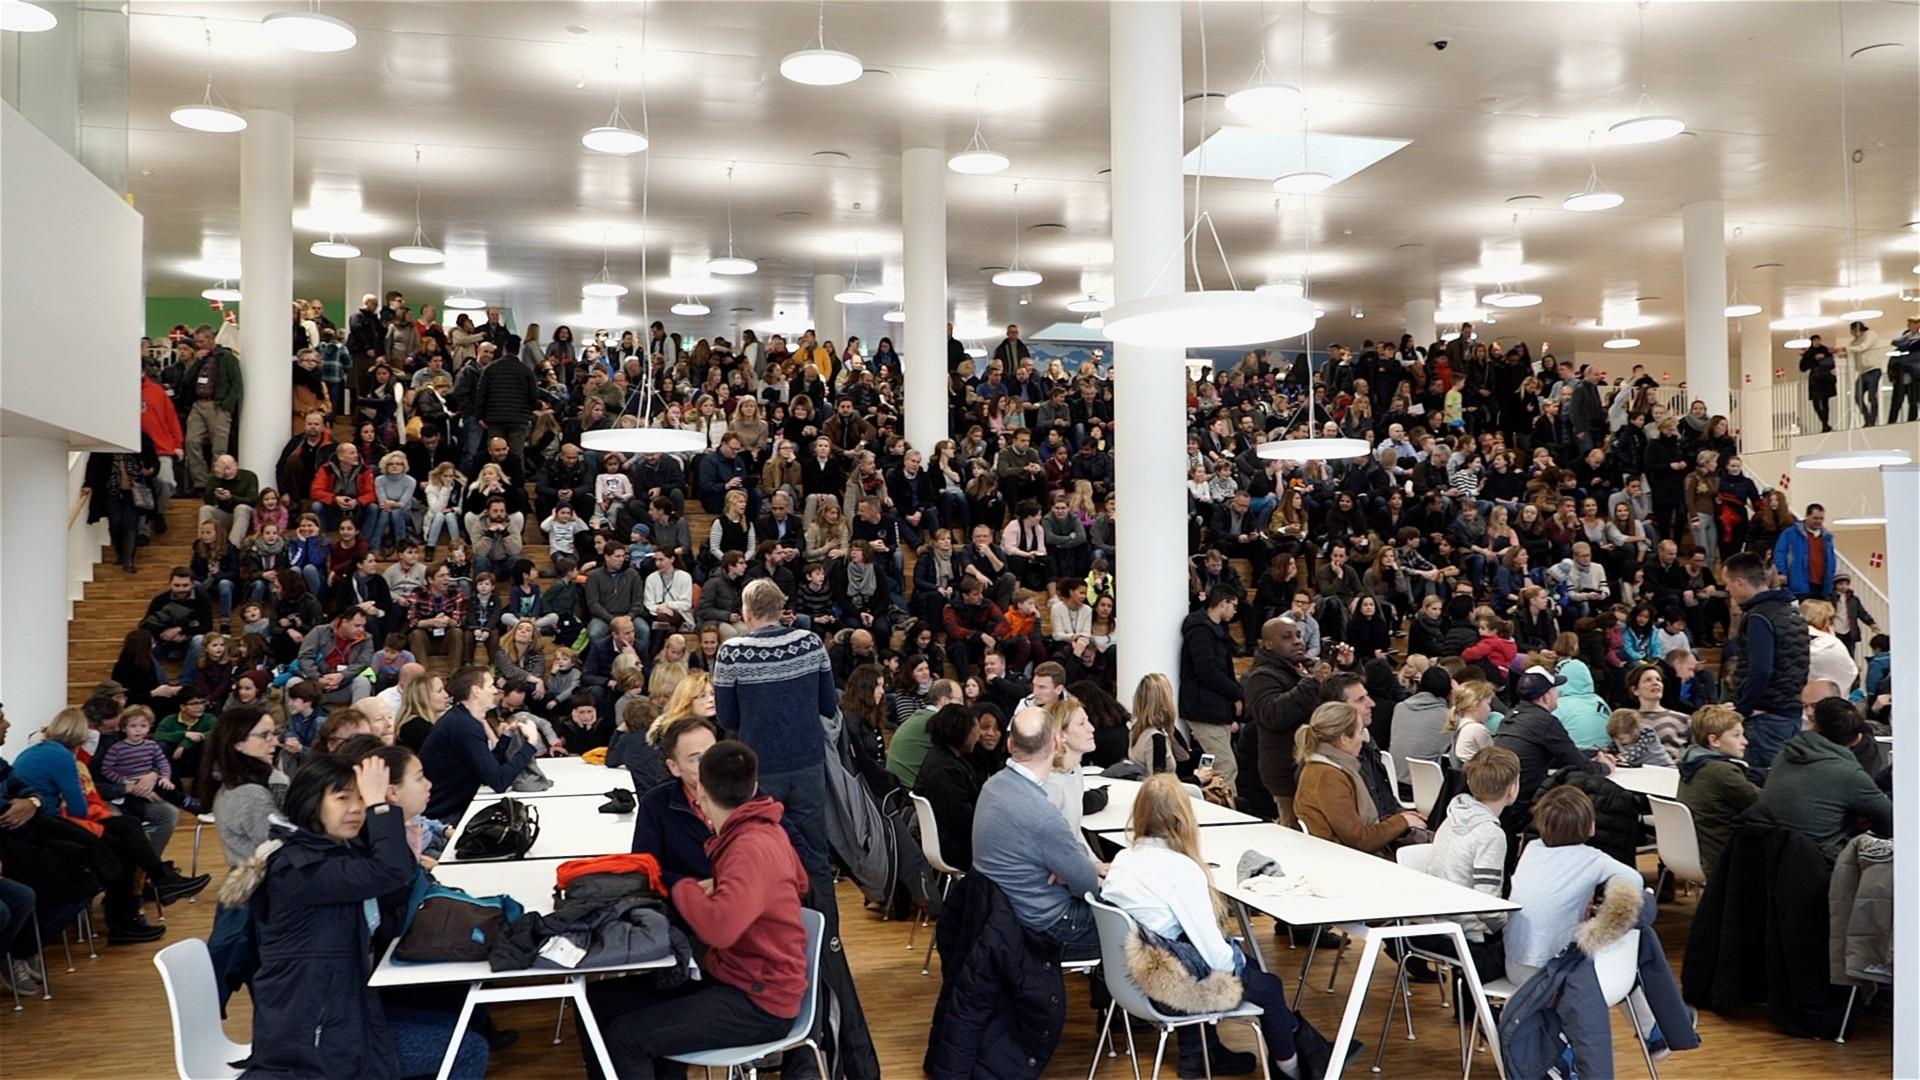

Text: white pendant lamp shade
xmin=1225 ymin=81 xmax=1303 ymax=122
xmin=444 ymin=293 xmax=484 ymax=311
xmin=671 ymin=298 xmax=711 ymax=317
xmin=1796 ymin=448 xmax=1913 ymax=470
xmin=1258 ymin=436 xmax=1370 ymax=462
xmin=1841 ymin=307 xmax=1883 ymax=322
xmin=310 ymin=236 xmax=359 ymax=259
xmin=1105 ymin=291 xmax=1316 ymax=349
xmin=1066 ymin=296 xmax=1111 ymax=314
xmin=262 ymin=10 xmax=357 ymax=52
xmin=1274 ymin=170 xmax=1334 ymax=195
xmin=832 ymin=286 xmax=877 ymax=305
xmin=780 ymin=48 xmax=863 ymax=86
xmin=390 ymin=235 xmax=445 ymax=264
xmin=707 ymin=255 xmax=758 ymax=276
xmin=1 ymin=0 xmax=57 ymax=32
xmin=1602 ymin=332 xmax=1640 ymax=349
xmin=1724 ymin=301 xmax=1762 ymax=318
xmin=965 ymin=347 xmax=987 ymax=359
xmin=882 ymin=308 xmax=906 ymax=324
xmin=948 ymin=148 xmax=1010 ymax=175
xmin=582 ymin=110 xmax=649 ymax=156
xmin=171 ymin=101 xmax=247 ymax=133
xmin=1829 ymin=513 xmax=1888 ymax=527
xmin=582 ymin=280 xmax=629 ymax=299
xmin=989 ymin=269 xmax=1042 ymax=289
xmin=1564 ymin=189 xmax=1624 ymax=212
xmin=1606 ymin=114 xmax=1685 ymax=144
xmin=1257 ymin=281 xmax=1305 ymax=300
xmin=1080 ymin=314 xmax=1104 ymax=331
xmin=1783 ymin=337 xmax=1812 ymax=350
xmin=201 ymin=282 xmax=242 ymax=303
xmin=581 ymin=428 xmax=708 ymax=455
xmin=1483 ymin=290 xmax=1543 ymax=309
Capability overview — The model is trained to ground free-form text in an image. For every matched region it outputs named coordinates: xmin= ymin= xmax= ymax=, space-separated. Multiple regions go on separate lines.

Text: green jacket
xmin=185 ymin=347 xmax=245 ymax=414
xmin=1756 ymin=730 xmax=1893 ymax=862
xmin=202 ymin=467 xmax=261 ymax=509
xmin=156 ymin=709 xmax=216 ymax=749
xmin=1675 ymin=745 xmax=1759 ymax=878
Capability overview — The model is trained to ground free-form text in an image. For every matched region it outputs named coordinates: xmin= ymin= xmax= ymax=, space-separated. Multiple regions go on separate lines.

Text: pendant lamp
xmin=388 ymin=146 xmax=445 ymax=265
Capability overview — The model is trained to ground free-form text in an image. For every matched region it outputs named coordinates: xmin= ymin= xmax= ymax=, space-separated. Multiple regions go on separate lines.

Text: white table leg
xmin=570 ymin=975 xmax=620 ymax=1080
xmin=1234 ymin=899 xmax=1267 ymax=972
xmin=1324 ymin=933 xmax=1385 ymax=1079
xmin=435 ymin=982 xmax=479 ymax=1080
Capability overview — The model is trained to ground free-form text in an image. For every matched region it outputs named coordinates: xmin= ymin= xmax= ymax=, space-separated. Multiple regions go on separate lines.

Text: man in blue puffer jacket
xmin=1771 ymin=503 xmax=1836 ymax=599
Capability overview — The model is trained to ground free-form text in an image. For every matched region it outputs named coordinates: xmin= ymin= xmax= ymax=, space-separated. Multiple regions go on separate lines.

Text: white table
xmin=1606 ymin=764 xmax=1679 ymax=799
xmin=1080 ymin=775 xmax=1261 ymax=834
xmin=1099 ymin=822 xmax=1517 ymax=1078
xmin=506 ymin=755 xmax=635 ymax=798
xmin=443 ymin=793 xmax=635 ymax=863
xmin=370 ymin=934 xmax=673 ymax=1080
xmin=431 ymin=857 xmax=571 ymax=914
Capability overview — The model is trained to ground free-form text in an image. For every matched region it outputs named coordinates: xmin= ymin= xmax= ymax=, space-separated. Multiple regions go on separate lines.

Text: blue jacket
xmin=11 ymin=742 xmax=88 ymax=818
xmin=923 ymin=872 xmax=1068 ymax=1080
xmin=1772 ymin=523 xmax=1836 ymax=598
xmin=631 ymin=779 xmax=713 ymax=886
xmin=418 ymin=704 xmax=536 ymax=823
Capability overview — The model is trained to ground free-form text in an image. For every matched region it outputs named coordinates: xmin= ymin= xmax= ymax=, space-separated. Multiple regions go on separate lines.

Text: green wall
xmin=145 ymin=297 xmax=349 ymax=340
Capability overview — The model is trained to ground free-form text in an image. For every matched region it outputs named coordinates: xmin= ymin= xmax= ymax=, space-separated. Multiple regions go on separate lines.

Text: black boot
xmin=106 ymin=901 xmax=166 ymax=945
xmin=144 ymin=866 xmax=212 ymax=906
xmin=119 ymin=528 xmax=139 ymax=573
xmin=1178 ymin=1024 xmax=1257 ymax=1078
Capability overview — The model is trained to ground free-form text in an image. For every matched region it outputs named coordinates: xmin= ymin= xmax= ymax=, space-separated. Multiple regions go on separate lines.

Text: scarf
xmin=845 ymin=560 xmax=879 ymax=607
xmin=1309 ymin=748 xmax=1379 ymax=828
xmin=928 ymin=549 xmax=955 ymax=588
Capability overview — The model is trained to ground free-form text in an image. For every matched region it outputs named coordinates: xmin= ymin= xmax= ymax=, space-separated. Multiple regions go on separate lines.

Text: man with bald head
xmin=971 ymin=706 xmax=1105 ymax=960
xmin=374 ymin=661 xmax=429 ymax=721
xmin=1244 ymin=616 xmax=1345 ymax=827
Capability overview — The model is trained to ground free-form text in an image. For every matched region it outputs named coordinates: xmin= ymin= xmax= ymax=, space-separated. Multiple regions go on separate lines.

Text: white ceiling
xmin=125 ymin=0 xmax=1920 ymax=354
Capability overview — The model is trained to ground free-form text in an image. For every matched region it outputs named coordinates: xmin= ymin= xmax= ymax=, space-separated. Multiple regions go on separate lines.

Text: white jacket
xmin=1807 ymin=628 xmax=1859 ymax=693
xmin=1100 ymin=836 xmax=1237 ymax=973
xmin=1428 ymin=794 xmax=1510 ymax=942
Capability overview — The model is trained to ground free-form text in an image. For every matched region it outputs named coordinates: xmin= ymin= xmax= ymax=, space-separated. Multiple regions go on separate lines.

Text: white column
xmin=237 ymin=109 xmax=294 ymax=479
xmin=812 ymin=273 xmax=846 ymax=360
xmin=1110 ymin=0 xmax=1188 ymax=703
xmin=1885 ymin=460 xmax=1920 ymax=1080
xmin=0 ymin=435 xmax=69 ymax=755
xmin=1682 ymin=200 xmax=1731 ymax=417
xmin=1404 ymin=297 xmax=1437 ymax=353
xmin=1737 ymin=310 xmax=1773 ymax=451
xmin=344 ymin=256 xmax=382 ymax=324
xmin=901 ymin=146 xmax=948 ymax=454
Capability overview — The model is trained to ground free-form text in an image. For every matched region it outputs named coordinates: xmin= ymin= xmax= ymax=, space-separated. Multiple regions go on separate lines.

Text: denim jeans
xmin=1043 ymin=896 xmax=1101 ymax=962
xmin=1743 ymin=710 xmax=1800 ymax=771
xmin=424 ymin=511 xmax=461 ymax=549
xmin=368 ymin=507 xmax=413 ymax=550
xmin=758 ymin=766 xmax=831 ymax=887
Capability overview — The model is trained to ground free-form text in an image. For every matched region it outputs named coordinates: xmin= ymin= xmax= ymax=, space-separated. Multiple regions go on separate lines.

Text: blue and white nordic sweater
xmin=713 ymin=625 xmax=838 ymax=772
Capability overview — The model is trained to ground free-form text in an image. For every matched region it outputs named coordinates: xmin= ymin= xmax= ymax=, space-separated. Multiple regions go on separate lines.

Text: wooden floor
xmin=0 ymin=837 xmax=1893 ymax=1078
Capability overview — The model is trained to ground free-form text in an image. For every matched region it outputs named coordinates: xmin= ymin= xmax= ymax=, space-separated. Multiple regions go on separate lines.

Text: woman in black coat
xmin=84 ymin=439 xmax=160 ymax=573
xmin=912 ymin=705 xmax=984 ymax=870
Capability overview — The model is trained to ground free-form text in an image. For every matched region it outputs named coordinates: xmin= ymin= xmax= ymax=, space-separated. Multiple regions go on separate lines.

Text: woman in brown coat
xmin=1293 ymin=701 xmax=1426 ymax=856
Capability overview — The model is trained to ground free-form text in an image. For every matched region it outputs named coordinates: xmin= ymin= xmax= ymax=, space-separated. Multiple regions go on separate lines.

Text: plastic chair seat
xmin=668 ymin=909 xmax=829 ymax=1072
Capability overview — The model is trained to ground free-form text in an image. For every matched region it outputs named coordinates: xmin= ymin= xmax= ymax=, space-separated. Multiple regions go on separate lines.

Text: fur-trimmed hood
xmin=1123 ymin=928 xmax=1244 ymax=1015
xmin=1574 ymin=875 xmax=1644 ymax=956
xmin=217 ymin=836 xmax=284 ymax=907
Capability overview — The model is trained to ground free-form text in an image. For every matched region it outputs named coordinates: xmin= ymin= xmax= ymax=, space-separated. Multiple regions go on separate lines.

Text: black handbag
xmin=452 ymin=797 xmax=540 ymax=861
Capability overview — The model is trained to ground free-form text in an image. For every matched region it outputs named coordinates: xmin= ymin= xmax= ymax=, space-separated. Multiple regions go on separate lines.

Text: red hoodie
xmin=1461 ymin=632 xmax=1518 ymax=671
xmin=141 ymin=376 xmax=184 ymax=456
xmin=669 ymin=795 xmax=809 ymax=1018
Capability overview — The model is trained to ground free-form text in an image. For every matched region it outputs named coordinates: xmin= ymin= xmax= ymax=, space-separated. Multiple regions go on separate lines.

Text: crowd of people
xmin=0 ymin=299 xmax=1903 ymax=1077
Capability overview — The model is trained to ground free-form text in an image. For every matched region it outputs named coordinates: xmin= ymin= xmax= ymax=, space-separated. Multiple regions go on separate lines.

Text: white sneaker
xmin=8 ymin=958 xmax=41 ymax=995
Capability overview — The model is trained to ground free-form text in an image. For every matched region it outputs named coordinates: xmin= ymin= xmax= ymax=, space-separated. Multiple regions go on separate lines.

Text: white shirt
xmin=1049 ymin=599 xmax=1093 ymax=642
xmin=1807 ymin=629 xmax=1859 ymax=693
xmin=642 ymin=568 xmax=693 ymax=622
xmin=1100 ymin=837 xmax=1237 ymax=973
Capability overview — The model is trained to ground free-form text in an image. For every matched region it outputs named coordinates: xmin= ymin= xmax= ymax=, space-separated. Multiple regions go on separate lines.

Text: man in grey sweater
xmin=970 ymin=707 xmax=1104 ymax=960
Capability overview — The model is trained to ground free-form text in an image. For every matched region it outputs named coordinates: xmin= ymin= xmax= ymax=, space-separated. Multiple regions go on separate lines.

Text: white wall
xmin=0 ymin=101 xmax=141 ymax=450
xmin=1740 ymin=422 xmax=1920 ymax=595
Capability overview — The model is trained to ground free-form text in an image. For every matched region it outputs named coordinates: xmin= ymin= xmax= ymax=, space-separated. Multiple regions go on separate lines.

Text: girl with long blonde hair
xmin=647 ymin=670 xmax=716 ymax=745
xmin=1100 ymin=774 xmax=1301 ymax=1076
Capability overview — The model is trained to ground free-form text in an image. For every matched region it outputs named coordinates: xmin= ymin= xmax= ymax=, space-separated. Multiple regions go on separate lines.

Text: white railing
xmin=1835 ymin=549 xmax=1889 ymax=639
xmin=66 ymin=451 xmax=106 ymax=617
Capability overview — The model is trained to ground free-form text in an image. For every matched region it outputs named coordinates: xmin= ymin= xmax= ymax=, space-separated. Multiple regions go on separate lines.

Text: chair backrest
xmin=909 ymin=792 xmax=963 ymax=876
xmin=1394 ymin=842 xmax=1434 ymax=875
xmin=153 ymin=938 xmax=248 ymax=1080
xmin=1408 ymin=757 xmax=1446 ymax=817
xmin=1591 ymin=927 xmax=1642 ymax=1006
xmin=1646 ymin=796 xmax=1706 ymax=886
xmin=1086 ymin=893 xmax=1186 ymax=1025
xmin=790 ymin=908 xmax=826 ymax=1038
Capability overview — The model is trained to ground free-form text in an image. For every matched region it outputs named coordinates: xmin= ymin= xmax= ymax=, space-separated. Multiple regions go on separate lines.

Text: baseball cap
xmin=1515 ymin=665 xmax=1568 ymax=702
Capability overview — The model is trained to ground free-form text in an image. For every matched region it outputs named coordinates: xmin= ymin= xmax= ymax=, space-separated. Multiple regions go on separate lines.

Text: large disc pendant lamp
xmin=834 ymin=245 xmax=877 ymax=304
xmin=1606 ymin=1 xmax=1684 ymax=144
xmin=780 ymin=0 xmax=863 ymax=86
xmin=1 ymin=0 xmax=57 ymax=32
xmin=949 ymin=84 xmax=1010 ymax=174
xmin=706 ymin=164 xmax=758 ymax=275
xmin=389 ymin=145 xmax=445 ymax=265
xmin=172 ymin=29 xmax=247 ymax=133
xmin=262 ymin=3 xmax=356 ymax=53
xmin=990 ymin=182 xmax=1043 ymax=288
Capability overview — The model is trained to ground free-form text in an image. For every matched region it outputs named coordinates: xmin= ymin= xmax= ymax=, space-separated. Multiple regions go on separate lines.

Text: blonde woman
xmin=645 ymin=670 xmax=716 ymax=746
xmin=395 ymin=672 xmax=450 ymax=752
xmin=729 ymin=396 xmax=770 ymax=458
xmin=1801 ymin=599 xmax=1859 ymax=692
xmin=804 ymin=496 xmax=850 ymax=564
xmin=369 ymin=450 xmax=417 ymax=556
xmin=1126 ymin=672 xmax=1213 ymax=786
xmin=1101 ymin=774 xmax=1300 ymax=1078
xmin=1295 ymin=701 xmax=1425 ymax=855
xmin=649 ymin=633 xmax=692 ymax=700
xmin=1447 ymin=680 xmax=1498 ymax=764
xmin=493 ymin=619 xmax=548 ymax=699
xmin=1042 ymin=697 xmax=1103 ymax=864
xmin=708 ymin=488 xmax=757 ymax=564
xmin=462 ymin=462 xmax=523 ymax=540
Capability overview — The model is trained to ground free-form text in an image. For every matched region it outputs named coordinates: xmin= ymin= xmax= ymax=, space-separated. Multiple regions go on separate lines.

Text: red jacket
xmin=310 ymin=460 xmax=376 ymax=507
xmin=1461 ymin=633 xmax=1517 ymax=671
xmin=141 ymin=376 xmax=184 ymax=456
xmin=668 ymin=795 xmax=809 ymax=1018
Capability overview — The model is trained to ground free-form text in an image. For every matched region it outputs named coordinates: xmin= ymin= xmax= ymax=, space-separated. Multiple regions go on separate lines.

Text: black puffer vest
xmin=1735 ymin=588 xmax=1808 ymax=715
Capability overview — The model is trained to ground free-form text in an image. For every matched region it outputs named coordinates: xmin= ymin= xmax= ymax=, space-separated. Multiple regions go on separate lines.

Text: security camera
xmin=1431 ymin=37 xmax=1450 ymax=51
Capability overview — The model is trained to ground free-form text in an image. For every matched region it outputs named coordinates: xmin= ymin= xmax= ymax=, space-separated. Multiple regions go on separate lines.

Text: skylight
xmin=1182 ymin=127 xmax=1410 ymax=187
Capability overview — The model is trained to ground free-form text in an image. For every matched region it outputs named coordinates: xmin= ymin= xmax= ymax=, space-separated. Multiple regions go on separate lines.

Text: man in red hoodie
xmin=583 ymin=739 xmax=809 ymax=1079
xmin=140 ymin=361 xmax=185 ymax=527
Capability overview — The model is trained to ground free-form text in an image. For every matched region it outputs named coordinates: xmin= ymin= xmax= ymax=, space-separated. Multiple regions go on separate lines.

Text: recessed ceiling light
xmin=1505 ymin=194 xmax=1543 ymax=203
xmin=1 ymin=0 xmax=57 ymax=32
xmin=811 ymin=150 xmax=851 ymax=162
xmin=261 ymin=9 xmax=357 ymax=52
xmin=775 ymin=210 xmax=811 ymax=221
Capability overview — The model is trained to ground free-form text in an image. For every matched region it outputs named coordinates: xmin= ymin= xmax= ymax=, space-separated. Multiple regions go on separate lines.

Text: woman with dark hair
xmin=966 ymin=704 xmax=1007 ymax=776
xmin=111 ymin=627 xmax=181 ymax=709
xmin=1346 ymin=594 xmax=1394 ymax=662
xmin=226 ymin=753 xmax=487 ymax=1079
xmin=913 ymin=704 xmax=985 ymax=869
xmin=888 ymin=655 xmax=932 ymax=732
xmin=1067 ymin=681 xmax=1131 ymax=768
xmin=839 ymin=664 xmax=893 ymax=791
xmin=268 ymin=568 xmax=328 ymax=664
xmin=202 ymin=705 xmax=290 ymax=868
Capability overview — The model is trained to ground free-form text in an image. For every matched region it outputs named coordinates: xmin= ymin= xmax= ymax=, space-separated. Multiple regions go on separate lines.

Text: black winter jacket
xmin=1177 ymin=610 xmax=1242 ymax=726
xmin=1241 ymin=649 xmax=1322 ymax=798
xmin=1493 ymin=702 xmax=1608 ymax=832
xmin=1529 ymin=767 xmax=1645 ymax=867
xmin=924 ymin=873 xmax=1068 ymax=1079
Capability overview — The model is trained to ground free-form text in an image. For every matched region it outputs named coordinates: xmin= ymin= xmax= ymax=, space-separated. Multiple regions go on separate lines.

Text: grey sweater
xmin=375 ymin=472 xmax=417 ymax=508
xmin=971 ymin=763 xmax=1101 ymax=931
xmin=212 ymin=772 xmax=289 ymax=867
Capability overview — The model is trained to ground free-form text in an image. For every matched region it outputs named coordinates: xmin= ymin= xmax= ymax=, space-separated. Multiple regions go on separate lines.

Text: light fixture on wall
xmin=582 ymin=54 xmax=649 ymax=155
xmin=0 ymin=0 xmax=57 ymax=32
xmin=262 ymin=4 xmax=357 ymax=52
xmin=310 ymin=234 xmax=360 ymax=259
xmin=990 ymin=182 xmax=1044 ymax=288
xmin=780 ymin=0 xmax=863 ymax=86
xmin=201 ymin=281 xmax=242 ymax=303
xmin=948 ymin=84 xmax=1010 ymax=174
xmin=171 ymin=28 xmax=247 ymax=133
xmin=1605 ymin=0 xmax=1685 ymax=144
xmin=1108 ymin=0 xmax=1315 ymax=350
xmin=705 ymin=164 xmax=758 ymax=275
xmin=1602 ymin=329 xmax=1640 ymax=349
xmin=388 ymin=145 xmax=445 ymax=265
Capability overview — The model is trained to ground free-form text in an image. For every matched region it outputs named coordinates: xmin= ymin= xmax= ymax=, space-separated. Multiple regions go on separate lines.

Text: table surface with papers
xmin=1080 ymin=775 xmax=1262 ymax=833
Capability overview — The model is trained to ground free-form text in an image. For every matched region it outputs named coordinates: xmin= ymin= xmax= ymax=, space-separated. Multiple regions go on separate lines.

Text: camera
xmin=1431 ymin=37 xmax=1450 ymax=51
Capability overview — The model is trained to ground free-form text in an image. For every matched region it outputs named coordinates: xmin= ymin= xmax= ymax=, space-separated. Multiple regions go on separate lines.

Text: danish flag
xmin=1779 ymin=473 xmax=1792 ymax=490
xmin=1870 ymin=552 xmax=1884 ymax=569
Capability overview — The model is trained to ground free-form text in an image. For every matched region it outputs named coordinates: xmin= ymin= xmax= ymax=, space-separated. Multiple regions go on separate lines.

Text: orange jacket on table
xmin=554 ymin=852 xmax=664 ymax=896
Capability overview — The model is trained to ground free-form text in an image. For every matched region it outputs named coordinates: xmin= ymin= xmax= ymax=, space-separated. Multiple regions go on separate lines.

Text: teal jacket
xmin=1551 ymin=659 xmax=1611 ymax=749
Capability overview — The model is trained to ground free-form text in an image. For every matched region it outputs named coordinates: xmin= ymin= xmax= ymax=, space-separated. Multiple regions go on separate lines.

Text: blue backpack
xmin=393 ymin=879 xmax=527 ymax=964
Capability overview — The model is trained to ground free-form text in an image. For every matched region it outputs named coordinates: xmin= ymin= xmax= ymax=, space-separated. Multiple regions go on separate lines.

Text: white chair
xmin=153 ymin=938 xmax=250 ymax=1079
xmin=667 ymin=908 xmax=830 ymax=1079
xmin=1084 ymin=894 xmax=1271 ymax=1079
xmin=1462 ymin=924 xmax=1657 ymax=1078
xmin=1408 ymin=758 xmax=1446 ymax=818
xmin=1378 ymin=749 xmax=1416 ymax=809
xmin=1646 ymin=797 xmax=1707 ymax=897
xmin=190 ymin=812 xmax=217 ymax=880
xmin=909 ymin=792 xmax=967 ymax=975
